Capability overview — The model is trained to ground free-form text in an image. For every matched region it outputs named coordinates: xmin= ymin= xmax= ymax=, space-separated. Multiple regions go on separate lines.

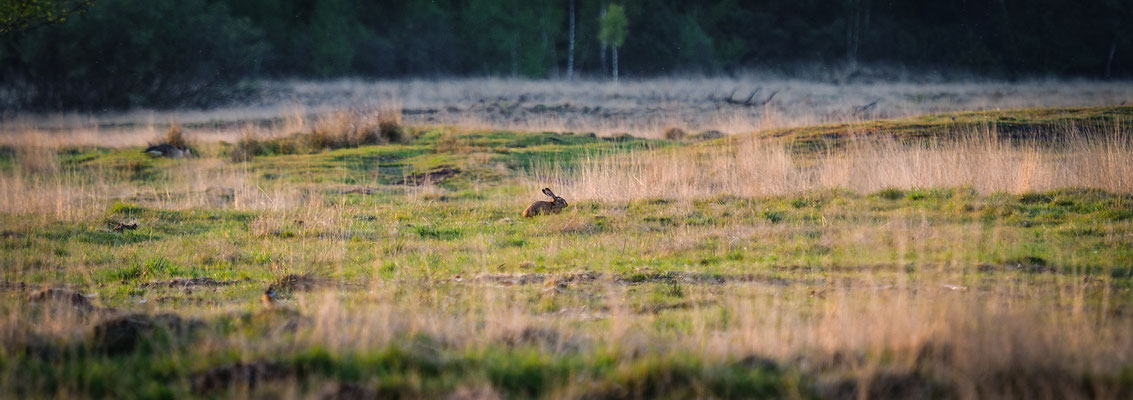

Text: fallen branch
xmin=713 ymin=88 xmax=778 ymax=107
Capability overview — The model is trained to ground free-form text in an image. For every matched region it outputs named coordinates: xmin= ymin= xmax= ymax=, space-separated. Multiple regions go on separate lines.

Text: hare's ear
xmin=542 ymin=188 xmax=555 ymax=197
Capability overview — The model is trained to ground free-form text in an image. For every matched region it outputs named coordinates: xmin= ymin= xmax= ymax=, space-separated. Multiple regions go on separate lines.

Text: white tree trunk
xmin=567 ymin=0 xmax=575 ymax=80
xmin=845 ymin=0 xmax=870 ymax=69
xmin=612 ymin=46 xmax=619 ymax=81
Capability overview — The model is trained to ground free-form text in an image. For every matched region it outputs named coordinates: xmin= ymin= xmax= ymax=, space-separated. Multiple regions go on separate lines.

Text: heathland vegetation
xmin=1 ymin=105 xmax=1131 ymax=398
xmin=3 ymin=1 xmax=1133 ymax=397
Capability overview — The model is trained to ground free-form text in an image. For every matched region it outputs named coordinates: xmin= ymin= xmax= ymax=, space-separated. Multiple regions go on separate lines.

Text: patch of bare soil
xmin=468 ymin=271 xmax=815 ymax=287
xmin=110 ymin=221 xmax=138 ymax=232
xmin=819 ymin=370 xmax=951 ymax=400
xmin=140 ymin=277 xmax=245 ymax=288
xmin=91 ymin=313 xmax=200 ymax=354
xmin=28 ymin=288 xmax=97 ymax=312
xmin=0 ymin=230 xmax=26 ymax=239
xmin=317 ymin=382 xmax=377 ymax=400
xmin=445 ymin=384 xmax=504 ymax=400
xmin=191 ymin=361 xmax=294 ymax=393
xmin=471 ymin=271 xmax=600 ymax=286
xmin=498 ymin=326 xmax=587 ymax=354
xmin=634 ymin=299 xmax=718 ymax=314
xmin=268 ymin=273 xmax=326 ymax=292
xmin=736 ymin=355 xmax=782 ymax=371
xmin=977 ymin=256 xmax=1054 ymax=273
xmin=1 ymin=280 xmax=34 ymax=292
xmin=395 ymin=167 xmax=460 ymax=185
xmin=614 ymin=271 xmax=811 ymax=286
xmin=338 ymin=185 xmax=382 ymax=195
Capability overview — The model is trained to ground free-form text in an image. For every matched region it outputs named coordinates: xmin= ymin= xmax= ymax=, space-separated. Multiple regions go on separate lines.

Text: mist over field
xmin=4 ymin=78 xmax=1131 ymax=148
xmin=2 ymin=1 xmax=1133 ymax=399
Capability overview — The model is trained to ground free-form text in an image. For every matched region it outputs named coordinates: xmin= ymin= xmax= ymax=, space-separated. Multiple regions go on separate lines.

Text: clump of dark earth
xmin=663 ymin=127 xmax=688 ymax=140
xmin=268 ymin=273 xmax=325 ymax=292
xmin=500 ymin=327 xmax=586 ymax=354
xmin=1 ymin=280 xmax=33 ymax=292
xmin=822 ymin=370 xmax=952 ymax=400
xmin=395 ymin=167 xmax=461 ymax=185
xmin=28 ymin=288 xmax=96 ymax=312
xmin=736 ymin=355 xmax=781 ymax=372
xmin=111 ymin=221 xmax=138 ymax=232
xmin=317 ymin=382 xmax=376 ymax=400
xmin=978 ymin=256 xmax=1052 ymax=273
xmin=91 ymin=313 xmax=198 ymax=355
xmin=472 ymin=271 xmax=599 ymax=285
xmin=141 ymin=277 xmax=243 ymax=288
xmin=191 ymin=361 xmax=294 ymax=393
xmin=690 ymin=130 xmax=725 ymax=141
xmin=604 ymin=133 xmax=636 ymax=142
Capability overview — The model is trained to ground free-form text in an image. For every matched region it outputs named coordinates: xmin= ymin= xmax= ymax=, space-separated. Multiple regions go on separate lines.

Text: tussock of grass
xmin=227 ymin=109 xmax=407 ymax=162
xmin=158 ymin=125 xmax=191 ymax=150
xmin=663 ymin=126 xmax=687 ymax=141
xmin=542 ymin=117 xmax=1132 ymax=201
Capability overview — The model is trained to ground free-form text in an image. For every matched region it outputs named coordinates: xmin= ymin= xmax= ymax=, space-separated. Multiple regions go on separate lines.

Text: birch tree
xmin=599 ymin=3 xmax=627 ymax=81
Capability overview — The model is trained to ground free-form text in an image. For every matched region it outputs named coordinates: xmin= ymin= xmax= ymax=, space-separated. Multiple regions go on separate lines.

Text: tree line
xmin=1 ymin=0 xmax=1130 ymax=109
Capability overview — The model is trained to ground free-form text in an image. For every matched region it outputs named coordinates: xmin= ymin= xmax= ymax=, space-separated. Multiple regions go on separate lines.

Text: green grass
xmin=2 ymin=107 xmax=1133 ymax=398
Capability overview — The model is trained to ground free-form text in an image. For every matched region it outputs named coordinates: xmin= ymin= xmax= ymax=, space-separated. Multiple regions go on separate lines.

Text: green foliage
xmin=0 ymin=0 xmax=92 ymax=34
xmin=99 ymin=264 xmax=142 ymax=282
xmin=413 ymin=225 xmax=462 ymax=240
xmin=877 ymin=188 xmax=905 ymax=201
xmin=2 ymin=0 xmax=265 ymax=109
xmin=674 ymin=14 xmax=715 ymax=71
xmin=598 ymin=3 xmax=627 ymax=47
xmin=109 ymin=202 xmax=144 ymax=216
xmin=4 ymin=0 xmax=1133 ymax=109
xmin=308 ymin=0 xmax=363 ymax=77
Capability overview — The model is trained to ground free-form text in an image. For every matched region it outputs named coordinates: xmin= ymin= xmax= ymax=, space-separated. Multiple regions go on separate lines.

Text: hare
xmin=523 ymin=188 xmax=568 ymax=217
xmin=261 ymin=289 xmax=277 ymax=308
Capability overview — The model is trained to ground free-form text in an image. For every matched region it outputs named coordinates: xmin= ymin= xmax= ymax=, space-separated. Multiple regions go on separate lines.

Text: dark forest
xmin=2 ymin=0 xmax=1130 ymax=109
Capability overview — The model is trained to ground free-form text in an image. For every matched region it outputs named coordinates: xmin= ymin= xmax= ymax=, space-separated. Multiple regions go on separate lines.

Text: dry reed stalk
xmin=539 ymin=125 xmax=1133 ymax=200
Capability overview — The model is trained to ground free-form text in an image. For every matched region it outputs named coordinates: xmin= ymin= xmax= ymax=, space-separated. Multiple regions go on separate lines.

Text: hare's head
xmin=543 ymin=188 xmax=568 ymax=209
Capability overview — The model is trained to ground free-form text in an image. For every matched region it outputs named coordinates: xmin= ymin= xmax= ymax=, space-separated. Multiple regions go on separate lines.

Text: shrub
xmin=663 ymin=127 xmax=688 ymax=141
xmin=230 ymin=133 xmax=262 ymax=162
xmin=1 ymin=0 xmax=266 ymax=109
xmin=306 ymin=109 xmax=405 ymax=152
xmin=877 ymin=188 xmax=905 ymax=201
xmin=163 ymin=125 xmax=190 ymax=149
xmin=379 ymin=119 xmax=405 ymax=143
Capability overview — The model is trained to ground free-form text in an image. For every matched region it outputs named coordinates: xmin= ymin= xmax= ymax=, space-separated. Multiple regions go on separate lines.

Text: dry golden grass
xmin=539 ymin=124 xmax=1133 ymax=201
xmin=0 ymin=156 xmax=303 ymax=219
xmin=1 ymin=101 xmax=1131 ymax=398
xmin=5 ymin=270 xmax=1125 ymax=399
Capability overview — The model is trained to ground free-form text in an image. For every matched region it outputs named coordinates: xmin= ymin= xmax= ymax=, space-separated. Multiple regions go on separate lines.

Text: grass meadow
xmin=0 ymin=94 xmax=1132 ymax=398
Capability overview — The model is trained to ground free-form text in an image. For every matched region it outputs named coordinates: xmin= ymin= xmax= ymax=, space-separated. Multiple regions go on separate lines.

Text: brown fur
xmin=523 ymin=188 xmax=568 ymax=217
xmin=261 ymin=290 xmax=276 ymax=307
